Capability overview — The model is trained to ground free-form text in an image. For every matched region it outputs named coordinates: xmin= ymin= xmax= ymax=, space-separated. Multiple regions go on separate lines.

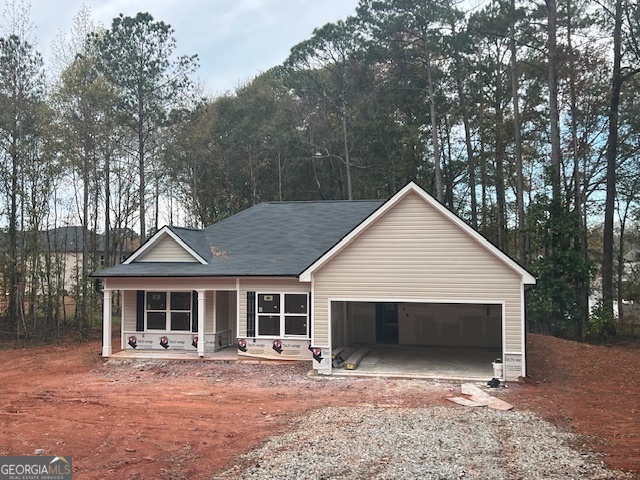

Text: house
xmin=0 ymin=226 xmax=134 ymax=313
xmin=46 ymin=226 xmax=134 ymax=294
xmin=95 ymin=182 xmax=536 ymax=380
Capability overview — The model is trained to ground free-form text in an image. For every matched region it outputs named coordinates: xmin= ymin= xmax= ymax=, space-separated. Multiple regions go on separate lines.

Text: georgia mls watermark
xmin=0 ymin=456 xmax=72 ymax=480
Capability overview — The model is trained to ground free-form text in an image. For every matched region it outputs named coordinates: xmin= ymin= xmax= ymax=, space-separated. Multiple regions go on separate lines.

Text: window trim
xmin=256 ymin=292 xmax=309 ymax=338
xmin=145 ymin=290 xmax=194 ymax=332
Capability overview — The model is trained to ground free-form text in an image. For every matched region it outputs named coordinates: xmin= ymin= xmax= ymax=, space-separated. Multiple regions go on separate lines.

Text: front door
xmin=376 ymin=303 xmax=398 ymax=344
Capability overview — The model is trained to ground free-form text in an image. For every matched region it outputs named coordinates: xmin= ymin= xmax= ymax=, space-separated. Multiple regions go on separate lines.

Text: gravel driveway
xmin=212 ymin=406 xmax=632 ymax=480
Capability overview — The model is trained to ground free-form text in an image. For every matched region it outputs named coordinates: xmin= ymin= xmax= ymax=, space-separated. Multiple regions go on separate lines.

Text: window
xmin=170 ymin=292 xmax=191 ymax=330
xmin=258 ymin=315 xmax=280 ymax=336
xmin=146 ymin=292 xmax=167 ymax=330
xmin=284 ymin=294 xmax=308 ymax=335
xmin=257 ymin=293 xmax=308 ymax=337
xmin=285 ymin=316 xmax=307 ymax=335
xmin=146 ymin=291 xmax=192 ymax=331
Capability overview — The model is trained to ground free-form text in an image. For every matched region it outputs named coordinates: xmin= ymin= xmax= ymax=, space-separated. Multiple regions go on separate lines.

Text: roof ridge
xmin=167 ymin=225 xmax=204 ymax=232
xmin=261 ymin=199 xmax=385 ymax=204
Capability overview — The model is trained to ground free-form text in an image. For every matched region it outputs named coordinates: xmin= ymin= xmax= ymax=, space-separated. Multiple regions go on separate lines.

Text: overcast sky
xmin=25 ymin=0 xmax=360 ymax=96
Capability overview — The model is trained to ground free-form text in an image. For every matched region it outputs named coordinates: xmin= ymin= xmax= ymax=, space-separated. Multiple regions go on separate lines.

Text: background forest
xmin=0 ymin=0 xmax=638 ymax=343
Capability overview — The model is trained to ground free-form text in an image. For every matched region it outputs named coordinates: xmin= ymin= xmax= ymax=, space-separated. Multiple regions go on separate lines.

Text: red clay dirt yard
xmin=0 ymin=333 xmax=638 ymax=479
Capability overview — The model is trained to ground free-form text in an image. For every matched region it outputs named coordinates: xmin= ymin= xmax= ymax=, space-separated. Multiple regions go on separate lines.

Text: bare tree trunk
xmin=602 ymin=0 xmax=623 ymax=333
xmin=479 ymin=115 xmax=488 ymax=232
xmin=510 ymin=1 xmax=525 ymax=264
xmin=442 ymin=116 xmax=454 ymax=208
xmin=494 ymin=86 xmax=507 ymax=251
xmin=81 ymin=150 xmax=89 ymax=334
xmin=425 ymin=39 xmax=442 ymax=202
xmin=453 ymin=31 xmax=477 ymax=228
xmin=546 ymin=0 xmax=568 ymax=332
xmin=154 ymin=174 xmax=160 ymax=232
xmin=138 ymin=96 xmax=146 ymax=242
xmin=341 ymin=100 xmax=353 ymax=200
xmin=7 ymin=135 xmax=20 ymax=337
xmin=19 ymin=168 xmax=26 ymax=334
xmin=476 ymin=43 xmax=488 ymax=233
xmin=547 ymin=0 xmax=563 ymax=213
xmin=567 ymin=0 xmax=588 ymax=340
xmin=616 ymin=209 xmax=627 ymax=324
xmin=104 ymin=147 xmax=111 ymax=267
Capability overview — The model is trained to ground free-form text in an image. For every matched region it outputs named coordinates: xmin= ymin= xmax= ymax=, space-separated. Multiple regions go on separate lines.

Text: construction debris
xmin=446 ymin=397 xmax=486 ymax=408
xmin=344 ymin=348 xmax=370 ymax=370
xmin=446 ymin=383 xmax=514 ymax=411
xmin=331 ymin=347 xmax=355 ymax=368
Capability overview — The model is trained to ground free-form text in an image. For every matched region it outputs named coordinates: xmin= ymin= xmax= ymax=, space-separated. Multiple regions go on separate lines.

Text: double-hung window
xmin=146 ymin=291 xmax=192 ymax=331
xmin=257 ymin=293 xmax=308 ymax=337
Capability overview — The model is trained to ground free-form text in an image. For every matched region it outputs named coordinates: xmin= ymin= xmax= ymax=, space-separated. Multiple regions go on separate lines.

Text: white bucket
xmin=492 ymin=361 xmax=504 ymax=379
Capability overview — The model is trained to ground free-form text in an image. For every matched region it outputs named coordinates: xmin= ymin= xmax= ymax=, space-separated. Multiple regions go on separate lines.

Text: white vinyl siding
xmin=205 ymin=291 xmax=215 ymax=332
xmin=312 ymin=191 xmax=523 ymax=352
xmin=135 ymin=234 xmax=198 ymax=262
xmin=238 ymin=278 xmax=311 ymax=337
xmin=123 ymin=290 xmax=137 ymax=331
xmin=215 ymin=291 xmax=230 ymax=331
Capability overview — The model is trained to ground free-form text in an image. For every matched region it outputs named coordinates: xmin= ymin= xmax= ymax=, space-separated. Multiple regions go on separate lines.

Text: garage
xmin=328 ymin=301 xmax=503 ymax=379
xmin=300 ymin=183 xmax=536 ymax=380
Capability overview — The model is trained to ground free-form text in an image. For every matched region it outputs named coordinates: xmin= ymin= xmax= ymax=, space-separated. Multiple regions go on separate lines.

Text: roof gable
xmin=299 ymin=182 xmax=536 ymax=284
xmin=124 ymin=226 xmax=208 ymax=265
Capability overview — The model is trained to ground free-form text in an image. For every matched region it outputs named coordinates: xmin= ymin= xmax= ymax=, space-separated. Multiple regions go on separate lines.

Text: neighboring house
xmin=94 ymin=182 xmax=536 ymax=380
xmin=0 ymin=226 xmax=135 ymax=316
xmin=46 ymin=226 xmax=134 ymax=296
xmin=587 ymin=248 xmax=640 ymax=316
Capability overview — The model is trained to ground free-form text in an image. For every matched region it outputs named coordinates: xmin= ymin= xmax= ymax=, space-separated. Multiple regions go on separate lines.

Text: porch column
xmin=102 ymin=289 xmax=112 ymax=357
xmin=197 ymin=289 xmax=205 ymax=357
xmin=212 ymin=291 xmax=217 ymax=333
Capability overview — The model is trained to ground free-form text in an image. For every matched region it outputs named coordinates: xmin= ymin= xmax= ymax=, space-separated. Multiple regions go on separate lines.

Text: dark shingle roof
xmin=165 ymin=226 xmax=213 ymax=262
xmin=46 ymin=226 xmax=87 ymax=251
xmin=44 ymin=226 xmax=135 ymax=253
xmin=95 ymin=200 xmax=384 ymax=278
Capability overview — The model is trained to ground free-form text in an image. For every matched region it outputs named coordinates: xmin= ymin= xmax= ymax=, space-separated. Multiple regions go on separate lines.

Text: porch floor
xmin=108 ymin=347 xmax=240 ymax=362
xmin=331 ymin=345 xmax=501 ymax=381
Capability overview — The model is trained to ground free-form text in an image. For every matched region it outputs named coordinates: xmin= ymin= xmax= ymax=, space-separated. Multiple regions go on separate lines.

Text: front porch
xmin=101 ymin=277 xmax=239 ymax=358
